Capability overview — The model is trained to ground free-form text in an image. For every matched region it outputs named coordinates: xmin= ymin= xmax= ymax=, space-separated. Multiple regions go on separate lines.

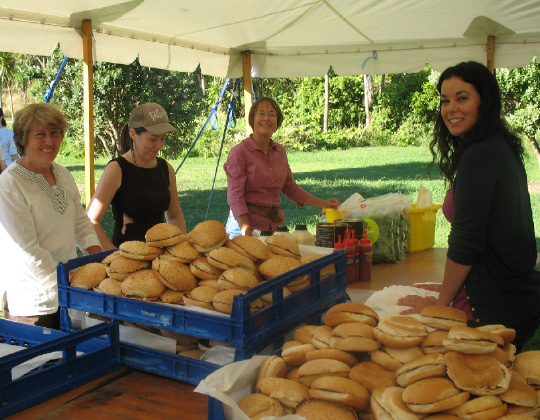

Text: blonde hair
xmin=13 ymin=103 xmax=68 ymax=156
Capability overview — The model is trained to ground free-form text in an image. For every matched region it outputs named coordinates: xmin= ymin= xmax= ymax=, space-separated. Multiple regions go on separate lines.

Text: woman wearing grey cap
xmin=87 ymin=102 xmax=186 ymax=249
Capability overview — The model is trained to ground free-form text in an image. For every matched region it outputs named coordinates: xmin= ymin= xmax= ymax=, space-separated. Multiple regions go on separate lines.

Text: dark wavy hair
xmin=429 ymin=61 xmax=524 ymax=185
xmin=118 ymin=124 xmax=146 ymax=155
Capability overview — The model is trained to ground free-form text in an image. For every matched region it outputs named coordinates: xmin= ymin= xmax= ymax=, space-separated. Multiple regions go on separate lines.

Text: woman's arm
xmin=164 ymin=163 xmax=186 ymax=233
xmin=303 ymin=195 xmax=341 ymax=209
xmin=86 ymin=162 xmax=121 ymax=250
xmin=398 ymin=257 xmax=471 ymax=314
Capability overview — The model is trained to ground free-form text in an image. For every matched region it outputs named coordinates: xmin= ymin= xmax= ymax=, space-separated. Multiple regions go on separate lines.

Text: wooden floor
xmin=11 ymin=248 xmax=448 ymax=419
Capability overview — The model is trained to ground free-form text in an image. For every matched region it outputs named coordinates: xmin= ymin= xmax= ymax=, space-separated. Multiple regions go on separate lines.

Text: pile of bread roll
xmin=70 ymin=220 xmax=335 ymax=314
xmin=237 ymin=302 xmax=540 ymax=420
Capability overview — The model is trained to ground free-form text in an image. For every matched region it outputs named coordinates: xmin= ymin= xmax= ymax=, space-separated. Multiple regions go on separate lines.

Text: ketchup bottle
xmin=344 ymin=230 xmax=356 ymax=284
xmin=353 ymin=231 xmax=361 ymax=283
xmin=359 ymin=228 xmax=372 ymax=283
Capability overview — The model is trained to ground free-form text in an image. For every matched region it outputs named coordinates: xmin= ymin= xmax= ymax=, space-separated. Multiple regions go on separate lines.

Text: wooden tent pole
xmin=82 ymin=19 xmax=95 ymax=207
xmin=486 ymin=35 xmax=495 ymax=73
xmin=242 ymin=51 xmax=253 ymax=135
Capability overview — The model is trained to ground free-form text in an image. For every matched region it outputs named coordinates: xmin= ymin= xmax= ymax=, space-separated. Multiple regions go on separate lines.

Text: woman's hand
xmin=397 ymin=295 xmax=438 ymax=315
xmin=323 ymin=198 xmax=341 ymax=209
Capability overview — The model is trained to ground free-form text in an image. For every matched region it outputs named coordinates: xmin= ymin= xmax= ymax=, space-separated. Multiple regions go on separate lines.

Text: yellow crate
xmin=407 ymin=204 xmax=442 ymax=253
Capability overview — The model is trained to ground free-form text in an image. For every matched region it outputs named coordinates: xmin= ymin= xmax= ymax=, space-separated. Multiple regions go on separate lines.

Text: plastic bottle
xmin=319 ymin=211 xmax=327 ymax=223
xmin=274 ymin=225 xmax=294 ymax=239
xmin=353 ymin=231 xmax=361 ymax=283
xmin=291 ymin=224 xmax=316 ymax=246
xmin=258 ymin=229 xmax=273 ymax=244
xmin=344 ymin=230 xmax=356 ymax=284
xmin=359 ymin=228 xmax=372 ymax=283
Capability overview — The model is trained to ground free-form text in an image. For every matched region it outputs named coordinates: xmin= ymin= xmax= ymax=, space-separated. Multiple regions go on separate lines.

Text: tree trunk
xmin=380 ymin=74 xmax=386 ymax=93
xmin=324 ymin=73 xmax=329 ymax=132
xmin=364 ymin=74 xmax=374 ymax=128
xmin=7 ymin=84 xmax=14 ymax=120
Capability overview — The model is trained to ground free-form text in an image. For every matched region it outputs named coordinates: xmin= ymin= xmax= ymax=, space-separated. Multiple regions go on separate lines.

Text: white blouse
xmin=0 ymin=162 xmax=100 ymax=316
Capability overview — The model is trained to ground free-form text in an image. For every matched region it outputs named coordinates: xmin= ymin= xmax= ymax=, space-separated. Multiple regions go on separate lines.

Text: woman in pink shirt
xmin=224 ymin=97 xmax=340 ymax=238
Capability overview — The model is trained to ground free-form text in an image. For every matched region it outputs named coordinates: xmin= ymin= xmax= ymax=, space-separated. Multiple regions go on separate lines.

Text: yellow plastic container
xmin=407 ymin=204 xmax=442 ymax=253
xmin=324 ymin=208 xmax=343 ymax=223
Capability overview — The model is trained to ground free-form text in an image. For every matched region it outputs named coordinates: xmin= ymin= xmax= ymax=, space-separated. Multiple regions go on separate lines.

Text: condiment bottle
xmin=319 ymin=211 xmax=327 ymax=223
xmin=344 ymin=230 xmax=356 ymax=284
xmin=353 ymin=231 xmax=361 ymax=283
xmin=258 ymin=230 xmax=273 ymax=243
xmin=359 ymin=228 xmax=372 ymax=283
xmin=291 ymin=224 xmax=316 ymax=246
xmin=274 ymin=225 xmax=294 ymax=239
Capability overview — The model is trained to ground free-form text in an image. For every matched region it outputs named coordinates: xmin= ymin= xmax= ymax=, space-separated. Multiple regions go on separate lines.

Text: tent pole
xmin=82 ymin=19 xmax=95 ymax=207
xmin=486 ymin=35 xmax=495 ymax=73
xmin=242 ymin=51 xmax=253 ymax=135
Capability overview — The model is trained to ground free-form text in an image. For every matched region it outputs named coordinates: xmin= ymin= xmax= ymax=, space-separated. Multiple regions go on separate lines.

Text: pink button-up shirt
xmin=224 ymin=135 xmax=310 ymax=231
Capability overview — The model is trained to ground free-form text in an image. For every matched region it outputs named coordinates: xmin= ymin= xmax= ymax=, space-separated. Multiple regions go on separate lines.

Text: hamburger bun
xmin=106 ymin=255 xmax=150 ymax=281
xmin=189 ymin=256 xmax=224 ymax=280
xmin=101 ymin=250 xmax=122 ymax=265
xmin=119 ymin=240 xmax=162 ymax=260
xmin=183 ymin=285 xmax=220 ymax=310
xmin=218 ymin=267 xmax=259 ymax=290
xmin=258 ymin=256 xmax=302 ymax=280
xmin=349 ymin=361 xmax=397 ymax=392
xmin=374 ymin=345 xmax=425 ymax=371
xmin=444 ymin=351 xmax=511 ymax=396
xmin=421 ymin=329 xmax=450 ymax=354
xmin=370 ymin=387 xmax=394 ymax=420
xmin=145 ymin=222 xmax=185 ymax=247
xmin=212 ymin=288 xmax=244 ymax=314
xmin=445 ymin=395 xmax=508 ymax=419
xmin=257 ymin=377 xmax=309 ymax=410
xmin=206 ymin=247 xmax=256 ymax=271
xmin=514 ymin=351 xmax=540 ymax=388
xmin=294 ymin=398 xmax=359 ymax=420
xmin=70 ymin=262 xmax=108 ymax=289
xmin=305 ymin=348 xmax=358 ymax=367
xmin=281 ymin=341 xmax=316 ymax=366
xmin=151 ymin=257 xmax=197 ymax=291
xmin=225 ymin=236 xmax=269 ymax=262
xmin=261 ymin=286 xmax=292 ymax=305
xmin=159 ymin=289 xmax=185 ymax=304
xmin=402 ymin=377 xmax=471 ymax=413
xmin=378 ymin=386 xmax=428 ymax=420
xmin=121 ymin=269 xmax=166 ymax=300
xmin=499 ymin=415 xmax=539 ymax=420
xmin=374 ymin=316 xmax=428 ymax=349
xmin=255 ymin=355 xmax=288 ymax=388
xmin=489 ymin=343 xmax=517 ymax=368
xmin=165 ymin=240 xmax=202 ymax=263
xmin=237 ymin=393 xmax=284 ymax=419
xmin=324 ymin=302 xmax=379 ymax=327
xmin=476 ymin=324 xmax=517 ymax=345
xmin=294 ymin=324 xmax=318 ymax=344
xmin=395 ymin=353 xmax=447 ymax=387
xmin=309 ymin=325 xmax=334 ymax=349
xmin=296 ymin=358 xmax=351 ymax=386
xmin=188 ymin=220 xmax=228 ymax=253
xmin=309 ymin=376 xmax=370 ymax=411
xmin=93 ymin=277 xmax=123 ymax=296
xmin=443 ymin=325 xmax=504 ymax=354
xmin=265 ymin=234 xmax=301 ymax=259
xmin=330 ymin=322 xmax=381 ymax=352
xmin=499 ymin=371 xmax=539 ymax=408
xmin=420 ymin=305 xmax=468 ymax=330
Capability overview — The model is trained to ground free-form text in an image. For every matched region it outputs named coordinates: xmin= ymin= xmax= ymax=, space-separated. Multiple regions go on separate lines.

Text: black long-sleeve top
xmin=448 ymin=134 xmax=540 ymax=341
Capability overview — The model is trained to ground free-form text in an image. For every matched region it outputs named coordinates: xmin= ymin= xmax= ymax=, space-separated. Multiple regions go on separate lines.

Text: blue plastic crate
xmin=58 ymin=250 xmax=346 ymax=384
xmin=58 ymin=250 xmax=346 ymax=348
xmin=0 ymin=318 xmax=120 ymax=418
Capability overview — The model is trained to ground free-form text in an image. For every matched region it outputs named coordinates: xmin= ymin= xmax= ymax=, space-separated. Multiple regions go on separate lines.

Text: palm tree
xmin=0 ymin=52 xmax=18 ymax=118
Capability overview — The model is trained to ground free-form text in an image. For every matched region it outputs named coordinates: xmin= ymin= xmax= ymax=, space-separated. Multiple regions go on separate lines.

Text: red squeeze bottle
xmin=333 ymin=234 xmax=347 ymax=280
xmin=344 ymin=230 xmax=356 ymax=284
xmin=359 ymin=228 xmax=372 ymax=283
xmin=353 ymin=231 xmax=361 ymax=283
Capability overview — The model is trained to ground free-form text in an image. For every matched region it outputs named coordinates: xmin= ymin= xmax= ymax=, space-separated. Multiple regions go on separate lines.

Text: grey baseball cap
xmin=128 ymin=102 xmax=178 ymax=135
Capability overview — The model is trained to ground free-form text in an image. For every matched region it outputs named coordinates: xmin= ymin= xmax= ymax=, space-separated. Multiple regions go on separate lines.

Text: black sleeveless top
xmin=110 ymin=156 xmax=170 ymax=247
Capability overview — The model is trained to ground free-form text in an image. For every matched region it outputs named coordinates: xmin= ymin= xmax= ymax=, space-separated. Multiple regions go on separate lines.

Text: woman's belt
xmin=246 ymin=203 xmax=284 ymax=223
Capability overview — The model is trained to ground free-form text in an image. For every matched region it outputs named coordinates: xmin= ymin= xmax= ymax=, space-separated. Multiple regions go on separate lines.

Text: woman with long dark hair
xmin=398 ymin=61 xmax=540 ymax=349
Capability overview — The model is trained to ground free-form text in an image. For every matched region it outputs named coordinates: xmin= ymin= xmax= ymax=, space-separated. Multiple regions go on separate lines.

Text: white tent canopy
xmin=1 ymin=0 xmax=540 ymax=78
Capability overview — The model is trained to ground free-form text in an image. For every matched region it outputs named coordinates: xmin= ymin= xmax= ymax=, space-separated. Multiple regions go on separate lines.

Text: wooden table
xmin=11 ymin=248 xmax=448 ymax=419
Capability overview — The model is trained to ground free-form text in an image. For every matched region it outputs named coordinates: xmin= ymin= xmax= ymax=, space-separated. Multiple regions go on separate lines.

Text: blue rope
xmin=175 ymin=78 xmax=230 ymax=174
xmin=44 ymin=56 xmax=69 ymax=103
xmin=361 ymin=50 xmax=378 ymax=70
xmin=205 ymin=79 xmax=239 ymax=220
